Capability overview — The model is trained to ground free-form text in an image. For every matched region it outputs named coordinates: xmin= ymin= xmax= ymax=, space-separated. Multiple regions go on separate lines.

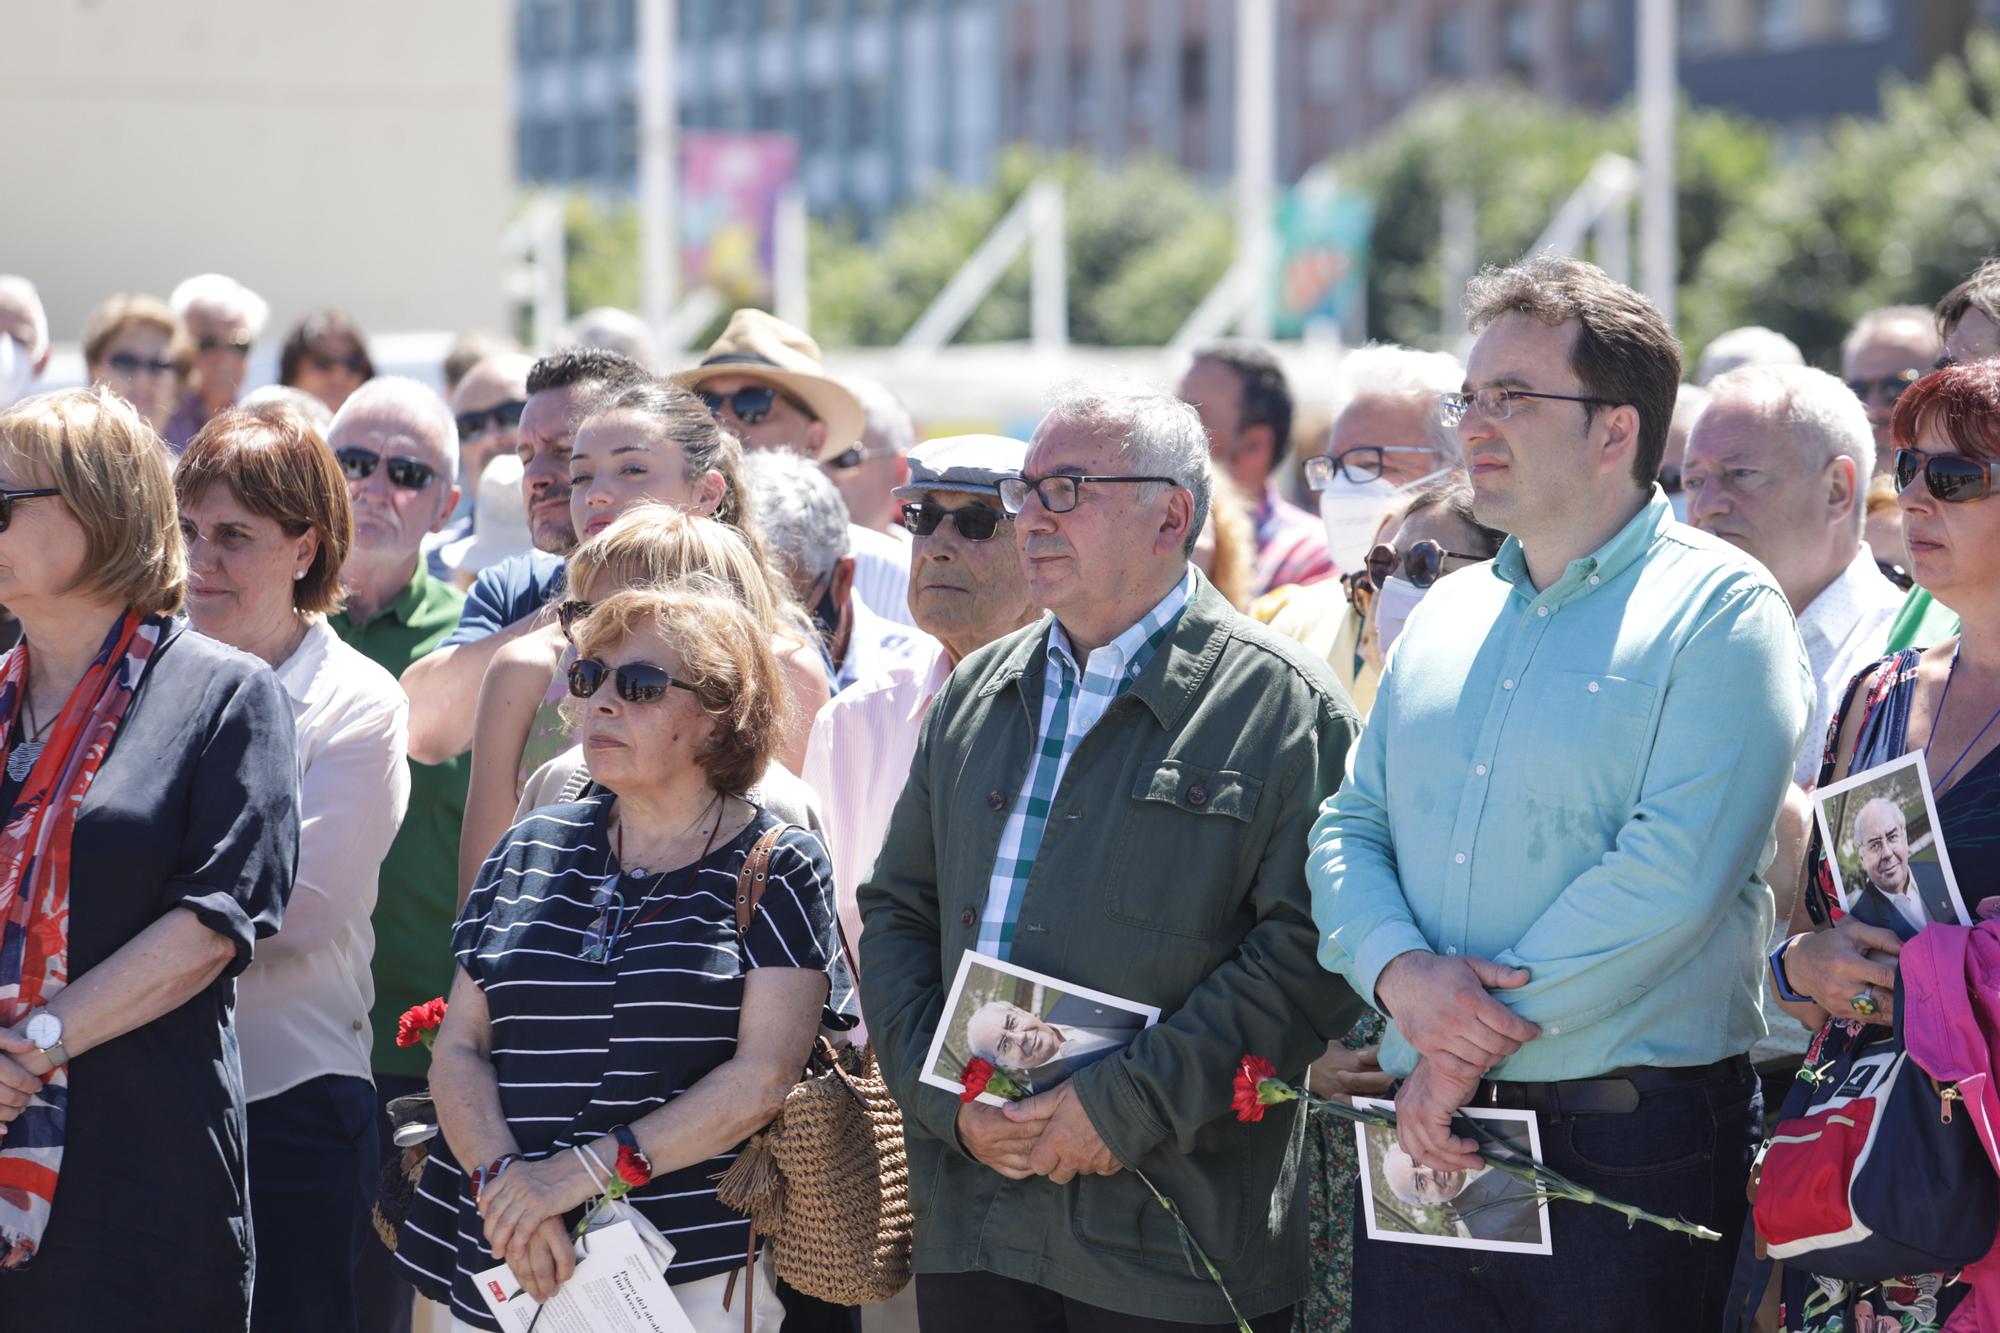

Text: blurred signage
xmin=1272 ymin=180 xmax=1373 ymax=338
xmin=681 ymin=133 xmax=798 ymax=303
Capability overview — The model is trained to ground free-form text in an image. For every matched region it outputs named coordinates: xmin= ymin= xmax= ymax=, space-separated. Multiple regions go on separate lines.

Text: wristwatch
xmin=25 ymin=1010 xmax=67 ymax=1070
xmin=1768 ymin=935 xmax=1811 ymax=1006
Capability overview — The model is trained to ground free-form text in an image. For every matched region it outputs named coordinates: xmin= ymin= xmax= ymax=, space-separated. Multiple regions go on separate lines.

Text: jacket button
xmin=960 ymin=907 xmax=977 ymax=926
xmin=986 ymin=790 xmax=1005 ymax=811
xmin=1187 ymin=784 xmax=1209 ymax=807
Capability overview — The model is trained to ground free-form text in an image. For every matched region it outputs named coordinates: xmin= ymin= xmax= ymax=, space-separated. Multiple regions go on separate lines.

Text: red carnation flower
xmin=960 ymin=1057 xmax=995 ymax=1103
xmin=395 ymin=997 xmax=448 ymax=1050
xmin=614 ymin=1144 xmax=651 ymax=1189
xmin=1233 ymin=1055 xmax=1279 ymax=1123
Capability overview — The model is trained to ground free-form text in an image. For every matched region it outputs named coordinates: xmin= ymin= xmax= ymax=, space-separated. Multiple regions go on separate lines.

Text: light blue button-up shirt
xmin=1308 ymin=490 xmax=1811 ymax=1082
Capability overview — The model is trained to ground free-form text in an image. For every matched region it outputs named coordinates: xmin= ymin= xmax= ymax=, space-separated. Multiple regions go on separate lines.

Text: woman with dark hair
xmin=280 ymin=309 xmax=376 ymax=413
xmin=1750 ymin=361 xmax=2000 ymax=1333
xmin=175 ymin=405 xmax=410 ymax=1333
xmin=0 ymin=388 xmax=298 ymax=1328
xmin=397 ymin=584 xmax=855 ymax=1330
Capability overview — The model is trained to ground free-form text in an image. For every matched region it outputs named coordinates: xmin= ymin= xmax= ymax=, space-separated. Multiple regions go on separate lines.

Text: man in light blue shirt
xmin=1309 ymin=255 xmax=1810 ymax=1333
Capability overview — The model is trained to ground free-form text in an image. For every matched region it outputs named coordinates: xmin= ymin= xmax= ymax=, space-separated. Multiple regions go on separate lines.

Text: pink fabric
xmin=1901 ymin=912 xmax=2000 ymax=1330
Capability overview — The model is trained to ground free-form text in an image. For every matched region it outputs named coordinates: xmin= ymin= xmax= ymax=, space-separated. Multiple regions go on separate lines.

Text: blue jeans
xmin=1351 ymin=1060 xmax=1762 ymax=1333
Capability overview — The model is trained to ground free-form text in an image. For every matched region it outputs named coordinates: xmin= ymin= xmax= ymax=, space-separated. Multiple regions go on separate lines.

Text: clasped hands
xmin=1779 ymin=918 xmax=1903 ymax=1027
xmin=0 ymin=1025 xmax=56 ymax=1140
xmin=475 ymin=1148 xmax=603 ymax=1304
xmin=957 ymin=1083 xmax=1121 ymax=1185
xmin=1376 ymin=950 xmax=1539 ymax=1175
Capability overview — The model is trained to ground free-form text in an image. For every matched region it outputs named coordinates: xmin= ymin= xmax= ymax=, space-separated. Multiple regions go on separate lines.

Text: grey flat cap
xmin=890 ymin=434 xmax=1030 ymax=500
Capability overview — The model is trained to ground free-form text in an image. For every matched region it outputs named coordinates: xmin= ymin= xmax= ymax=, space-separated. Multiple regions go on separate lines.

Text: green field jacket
xmin=857 ymin=575 xmax=1365 ymax=1322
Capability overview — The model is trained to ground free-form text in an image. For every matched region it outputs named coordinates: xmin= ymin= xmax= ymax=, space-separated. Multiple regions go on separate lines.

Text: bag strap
xmin=735 ymin=823 xmax=788 ymax=938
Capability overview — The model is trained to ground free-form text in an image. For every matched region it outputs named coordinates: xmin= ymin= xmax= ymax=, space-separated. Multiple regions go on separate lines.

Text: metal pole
xmin=638 ymin=0 xmax=679 ymax=356
xmin=774 ymin=183 xmax=810 ymax=334
xmin=1235 ymin=0 xmax=1276 ymax=341
xmin=1637 ymin=0 xmax=1676 ymax=327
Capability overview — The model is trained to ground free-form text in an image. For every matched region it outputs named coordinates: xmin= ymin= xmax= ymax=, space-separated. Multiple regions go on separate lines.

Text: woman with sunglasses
xmin=1354 ymin=475 xmax=1507 ymax=676
xmin=0 ymin=389 xmax=298 ymax=1330
xmin=81 ymin=292 xmax=190 ymax=435
xmin=1750 ymin=361 xmax=2000 ymax=1333
xmin=280 ymin=309 xmax=376 ymax=414
xmin=398 ymin=584 xmax=855 ymax=1331
xmin=175 ymin=404 xmax=411 ymax=1333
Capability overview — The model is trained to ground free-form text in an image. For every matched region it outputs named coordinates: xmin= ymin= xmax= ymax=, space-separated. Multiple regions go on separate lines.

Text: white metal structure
xmin=898 ymin=177 xmax=1067 ymax=358
xmin=637 ymin=0 xmax=680 ymax=353
xmin=1638 ymin=0 xmax=1679 ymax=328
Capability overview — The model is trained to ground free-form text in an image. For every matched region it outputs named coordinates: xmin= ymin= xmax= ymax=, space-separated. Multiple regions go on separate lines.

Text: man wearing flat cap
xmin=803 ymin=435 xmax=1040 ymax=965
xmin=679 ymin=308 xmax=916 ymax=629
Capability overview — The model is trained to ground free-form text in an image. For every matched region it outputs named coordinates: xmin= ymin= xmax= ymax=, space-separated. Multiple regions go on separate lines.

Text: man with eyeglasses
xmin=164 ymin=272 xmax=267 ymax=450
xmin=678 ymin=309 xmax=918 ymax=629
xmin=828 ymin=374 xmax=916 ymax=539
xmin=1310 ymin=255 xmax=1810 ymax=1333
xmin=423 ymin=352 xmax=533 ymax=578
xmin=320 ymin=377 xmax=471 ymax=1333
xmin=802 ymin=435 xmax=1037 ymax=974
xmin=1841 ymin=306 xmax=1941 ymax=475
xmin=860 ymin=381 xmax=1362 ymax=1333
xmin=399 ymin=349 xmax=651 ymax=765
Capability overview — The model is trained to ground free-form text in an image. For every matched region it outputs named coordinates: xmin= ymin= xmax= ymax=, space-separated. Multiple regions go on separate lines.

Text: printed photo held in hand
xmin=919 ymin=950 xmax=1159 ymax=1107
xmin=1352 ymin=1098 xmax=1552 ymax=1255
xmin=1810 ymin=751 xmax=1969 ymax=938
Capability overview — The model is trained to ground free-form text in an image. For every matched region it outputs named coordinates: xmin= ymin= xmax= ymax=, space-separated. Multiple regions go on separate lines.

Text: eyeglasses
xmin=1845 ymin=370 xmax=1921 ymax=404
xmin=822 ymin=445 xmax=893 ymax=471
xmin=555 ymin=599 xmax=594 ymax=640
xmin=1303 ymin=446 xmax=1438 ymax=490
xmin=996 ymin=473 xmax=1180 ymax=516
xmin=1876 ymin=558 xmax=1914 ymax=592
xmin=900 ymin=501 xmax=1008 ymax=542
xmin=335 ymin=447 xmax=439 ymax=491
xmin=195 ymin=333 xmax=252 ymax=356
xmin=309 ymin=350 xmax=370 ymax=377
xmin=0 ymin=488 xmax=60 ymax=534
xmin=456 ymin=399 xmax=527 ymax=442
xmin=104 ymin=352 xmax=179 ymax=378
xmin=567 ymin=657 xmax=697 ymax=704
xmin=699 ymin=385 xmax=813 ymax=426
xmin=1439 ymin=386 xmax=1615 ymax=429
xmin=578 ymin=883 xmax=630 ymax=965
xmin=1894 ymin=447 xmax=2000 ymax=504
xmin=1342 ymin=538 xmax=1482 ymax=616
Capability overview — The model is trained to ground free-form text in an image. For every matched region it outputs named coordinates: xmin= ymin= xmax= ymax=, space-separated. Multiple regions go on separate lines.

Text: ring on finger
xmin=1849 ymin=989 xmax=1880 ymax=1016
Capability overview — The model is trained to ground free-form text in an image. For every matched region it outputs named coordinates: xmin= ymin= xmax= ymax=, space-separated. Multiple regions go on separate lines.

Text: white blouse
xmin=236 ymin=618 xmax=410 ymax=1102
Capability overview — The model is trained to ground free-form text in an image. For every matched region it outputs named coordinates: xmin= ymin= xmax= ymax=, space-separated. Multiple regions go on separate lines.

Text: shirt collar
xmin=906 ymin=642 xmax=953 ymax=725
xmin=344 ymin=560 xmax=437 ymax=630
xmin=1490 ymin=486 xmax=1673 ymax=606
xmin=1798 ymin=546 xmax=1901 ymax=647
xmin=273 ymin=617 xmax=338 ymax=707
xmin=1047 ymin=567 xmax=1196 ymax=680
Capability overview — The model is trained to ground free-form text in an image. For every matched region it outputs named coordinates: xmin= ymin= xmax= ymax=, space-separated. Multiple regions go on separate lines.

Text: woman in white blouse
xmin=175 ymin=404 xmax=410 ymax=1333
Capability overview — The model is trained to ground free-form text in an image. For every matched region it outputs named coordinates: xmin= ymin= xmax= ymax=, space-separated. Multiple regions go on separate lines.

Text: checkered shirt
xmin=976 ymin=569 xmax=1194 ymax=959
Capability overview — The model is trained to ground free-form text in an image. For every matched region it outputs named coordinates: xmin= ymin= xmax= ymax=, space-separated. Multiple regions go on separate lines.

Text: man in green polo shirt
xmin=324 ymin=376 xmax=472 ymax=1333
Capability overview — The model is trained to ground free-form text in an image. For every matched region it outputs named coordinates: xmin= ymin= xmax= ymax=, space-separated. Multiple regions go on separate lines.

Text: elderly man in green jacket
xmin=857 ymin=379 xmax=1364 ymax=1331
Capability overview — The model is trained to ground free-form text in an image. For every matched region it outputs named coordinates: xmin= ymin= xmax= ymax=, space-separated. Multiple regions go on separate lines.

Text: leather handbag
xmin=715 ymin=824 xmax=913 ymax=1324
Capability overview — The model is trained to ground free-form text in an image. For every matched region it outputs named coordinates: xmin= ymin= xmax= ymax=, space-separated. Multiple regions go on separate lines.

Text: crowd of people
xmin=0 ymin=246 xmax=1994 ymax=1333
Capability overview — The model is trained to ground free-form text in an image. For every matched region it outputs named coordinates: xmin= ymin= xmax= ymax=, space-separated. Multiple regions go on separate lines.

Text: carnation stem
xmin=1131 ymin=1167 xmax=1255 ymax=1333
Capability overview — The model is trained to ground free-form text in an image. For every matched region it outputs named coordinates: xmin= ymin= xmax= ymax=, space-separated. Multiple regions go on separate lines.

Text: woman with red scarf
xmin=0 ymin=387 xmax=299 ymax=1328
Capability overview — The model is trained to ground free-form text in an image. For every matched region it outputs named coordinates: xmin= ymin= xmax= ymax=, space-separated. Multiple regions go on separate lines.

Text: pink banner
xmin=680 ymin=132 xmax=799 ymax=302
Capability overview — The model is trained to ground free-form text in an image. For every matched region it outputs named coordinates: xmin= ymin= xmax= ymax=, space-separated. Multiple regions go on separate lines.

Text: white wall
xmin=1 ymin=1 xmax=511 ymax=348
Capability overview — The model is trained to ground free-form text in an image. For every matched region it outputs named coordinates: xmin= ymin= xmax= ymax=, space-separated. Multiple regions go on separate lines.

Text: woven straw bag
xmin=716 ymin=825 xmax=913 ymax=1308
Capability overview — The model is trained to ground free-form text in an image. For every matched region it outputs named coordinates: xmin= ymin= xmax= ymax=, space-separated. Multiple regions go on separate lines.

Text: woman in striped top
xmin=396 ymin=583 xmax=856 ymax=1331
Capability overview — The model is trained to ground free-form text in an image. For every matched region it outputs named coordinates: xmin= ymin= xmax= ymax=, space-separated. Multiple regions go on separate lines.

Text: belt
xmin=1471 ymin=1054 xmax=1751 ymax=1117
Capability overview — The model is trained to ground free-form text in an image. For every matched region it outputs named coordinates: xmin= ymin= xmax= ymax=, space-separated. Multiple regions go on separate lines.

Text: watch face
xmin=25 ymin=1012 xmax=58 ymax=1046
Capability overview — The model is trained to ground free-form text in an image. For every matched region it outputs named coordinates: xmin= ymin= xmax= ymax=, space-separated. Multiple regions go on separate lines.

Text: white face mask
xmin=1316 ymin=465 xmax=1453 ymax=573
xmin=0 ymin=336 xmax=33 ymax=407
xmin=1373 ymin=574 xmax=1428 ymax=661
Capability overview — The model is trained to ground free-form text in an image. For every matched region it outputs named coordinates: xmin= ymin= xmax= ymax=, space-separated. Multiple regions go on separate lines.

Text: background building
xmin=516 ymin=0 xmax=1986 ymax=229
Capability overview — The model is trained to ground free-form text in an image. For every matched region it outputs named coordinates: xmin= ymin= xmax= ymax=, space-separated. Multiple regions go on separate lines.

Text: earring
xmin=293 ymin=569 xmax=306 ymax=581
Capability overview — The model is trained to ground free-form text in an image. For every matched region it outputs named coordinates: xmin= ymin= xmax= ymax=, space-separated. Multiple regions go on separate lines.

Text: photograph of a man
xmin=1812 ymin=752 xmax=1969 ymax=940
xmin=1382 ymin=1147 xmax=1543 ymax=1246
xmin=965 ymin=996 xmax=1149 ymax=1093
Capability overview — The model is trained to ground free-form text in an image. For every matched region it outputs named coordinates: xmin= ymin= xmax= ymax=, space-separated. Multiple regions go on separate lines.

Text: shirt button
xmin=352 ymin=1019 xmax=365 ymax=1031
xmin=1537 ymin=606 xmax=1550 ymax=617
xmin=986 ymin=790 xmax=1005 ymax=811
xmin=1589 ymin=575 xmax=1600 ymax=587
xmin=1503 ymin=679 xmax=1515 ymax=691
xmin=1588 ymin=681 xmax=1601 ymax=694
xmin=1446 ymin=946 xmax=1459 ymax=956
xmin=1454 ymin=852 xmax=1467 ymax=864
xmin=1475 ymin=764 xmax=1487 ymax=776
xmin=960 ymin=907 xmax=977 ymax=926
xmin=1186 ymin=784 xmax=1209 ymax=807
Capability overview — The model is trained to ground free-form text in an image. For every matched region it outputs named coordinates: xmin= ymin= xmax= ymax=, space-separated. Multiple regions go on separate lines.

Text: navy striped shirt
xmin=395 ymin=796 xmax=857 ymax=1327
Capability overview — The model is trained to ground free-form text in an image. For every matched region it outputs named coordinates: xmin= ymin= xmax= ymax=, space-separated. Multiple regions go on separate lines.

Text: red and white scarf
xmin=0 ymin=611 xmax=162 ymax=1267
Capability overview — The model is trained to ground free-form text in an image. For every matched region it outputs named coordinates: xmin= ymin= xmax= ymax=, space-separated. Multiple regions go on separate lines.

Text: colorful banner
xmin=1271 ymin=180 xmax=1373 ymax=338
xmin=680 ymin=132 xmax=798 ymax=303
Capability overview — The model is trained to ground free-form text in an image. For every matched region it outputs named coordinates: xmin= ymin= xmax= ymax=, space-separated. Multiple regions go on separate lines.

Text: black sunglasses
xmin=1363 ymin=539 xmax=1483 ymax=591
xmin=456 ymin=399 xmax=527 ymax=442
xmin=336 ymin=447 xmax=438 ymax=491
xmin=1894 ymin=447 xmax=2000 ymax=504
xmin=310 ymin=349 xmax=370 ymax=377
xmin=823 ymin=445 xmax=890 ymax=471
xmin=699 ymin=385 xmax=814 ymax=426
xmin=567 ymin=657 xmax=697 ymax=704
xmin=900 ymin=501 xmax=1008 ymax=542
xmin=1845 ymin=370 xmax=1920 ymax=405
xmin=105 ymin=351 xmax=178 ymax=377
xmin=195 ymin=333 xmax=252 ymax=356
xmin=0 ymin=488 xmax=60 ymax=534
xmin=555 ymin=598 xmax=593 ymax=639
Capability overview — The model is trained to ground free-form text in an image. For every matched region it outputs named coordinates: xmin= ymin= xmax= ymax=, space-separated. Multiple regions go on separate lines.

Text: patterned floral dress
xmin=1294 ymin=1011 xmax=1387 ymax=1333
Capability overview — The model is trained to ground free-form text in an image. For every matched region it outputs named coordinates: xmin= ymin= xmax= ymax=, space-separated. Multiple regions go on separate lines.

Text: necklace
xmin=1925 ymin=644 xmax=2000 ymax=793
xmin=581 ymin=797 xmax=727 ymax=965
xmin=7 ymin=691 xmax=58 ymax=783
